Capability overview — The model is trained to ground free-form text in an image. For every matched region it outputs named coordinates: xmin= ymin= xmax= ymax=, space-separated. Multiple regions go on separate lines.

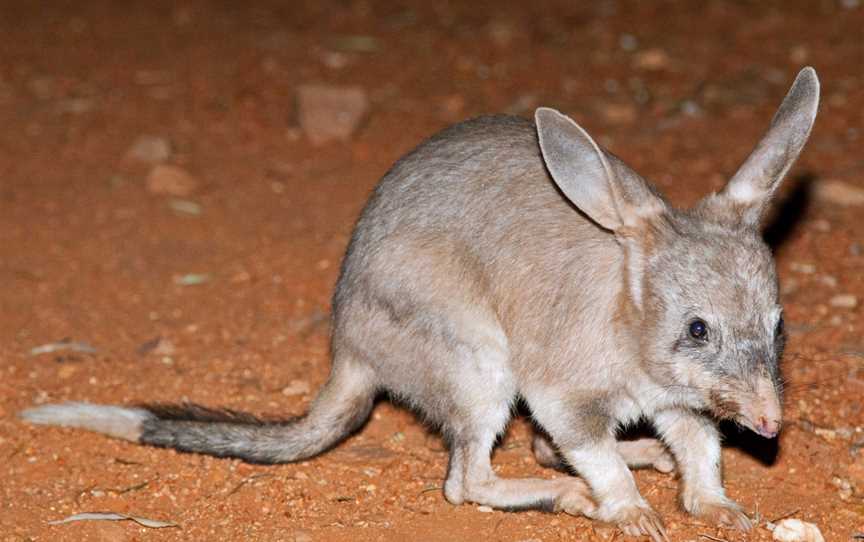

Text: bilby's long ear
xmin=716 ymin=67 xmax=820 ymax=226
xmin=535 ymin=107 xmax=665 ymax=232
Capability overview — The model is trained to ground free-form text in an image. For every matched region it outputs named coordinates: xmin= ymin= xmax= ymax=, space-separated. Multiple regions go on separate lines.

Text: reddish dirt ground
xmin=1 ymin=2 xmax=863 ymax=541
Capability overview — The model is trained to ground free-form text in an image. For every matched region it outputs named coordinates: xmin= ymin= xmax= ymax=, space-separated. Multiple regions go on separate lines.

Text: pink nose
xmin=756 ymin=416 xmax=781 ymax=439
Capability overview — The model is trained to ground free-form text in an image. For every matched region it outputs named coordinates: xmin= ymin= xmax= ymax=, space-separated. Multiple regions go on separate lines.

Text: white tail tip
xmin=20 ymin=402 xmax=153 ymax=442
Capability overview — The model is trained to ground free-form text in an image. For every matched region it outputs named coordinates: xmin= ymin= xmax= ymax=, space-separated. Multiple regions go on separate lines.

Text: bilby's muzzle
xmin=737 ymin=377 xmax=782 ymax=439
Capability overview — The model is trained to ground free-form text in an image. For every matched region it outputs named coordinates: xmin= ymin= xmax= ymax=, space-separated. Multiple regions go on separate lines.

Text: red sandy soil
xmin=1 ymin=1 xmax=862 ymax=541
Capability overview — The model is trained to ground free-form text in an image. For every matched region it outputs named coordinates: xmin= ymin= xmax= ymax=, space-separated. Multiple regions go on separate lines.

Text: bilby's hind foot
xmin=453 ymin=474 xmax=597 ymax=517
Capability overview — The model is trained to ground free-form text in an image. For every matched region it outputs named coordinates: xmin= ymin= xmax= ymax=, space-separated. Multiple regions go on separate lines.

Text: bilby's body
xmin=22 ymin=68 xmax=820 ymax=541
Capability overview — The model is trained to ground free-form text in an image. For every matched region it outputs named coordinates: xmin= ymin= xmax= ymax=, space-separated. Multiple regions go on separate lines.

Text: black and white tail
xmin=19 ymin=365 xmax=377 ymax=464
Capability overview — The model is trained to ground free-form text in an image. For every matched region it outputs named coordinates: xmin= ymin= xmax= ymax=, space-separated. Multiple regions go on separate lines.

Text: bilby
xmin=22 ymin=68 xmax=820 ymax=541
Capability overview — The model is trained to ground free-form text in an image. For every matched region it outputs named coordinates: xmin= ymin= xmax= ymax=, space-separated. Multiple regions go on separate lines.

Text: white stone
xmin=830 ymin=294 xmax=858 ymax=309
xmin=771 ymin=518 xmax=825 ymax=542
xmin=146 ymin=164 xmax=199 ymax=196
xmin=814 ymin=180 xmax=864 ymax=206
xmin=127 ymin=135 xmax=172 ymax=163
xmin=296 ymin=84 xmax=368 ymax=145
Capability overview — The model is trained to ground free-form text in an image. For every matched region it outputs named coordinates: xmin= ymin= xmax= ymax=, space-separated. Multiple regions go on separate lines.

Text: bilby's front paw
xmin=686 ymin=494 xmax=752 ymax=531
xmin=593 ymin=502 xmax=668 ymax=542
xmin=618 ymin=504 xmax=668 ymax=541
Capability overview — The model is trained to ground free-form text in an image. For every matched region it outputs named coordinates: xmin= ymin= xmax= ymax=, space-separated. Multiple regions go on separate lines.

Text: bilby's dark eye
xmin=775 ymin=316 xmax=784 ymax=337
xmin=688 ymin=319 xmax=708 ymax=341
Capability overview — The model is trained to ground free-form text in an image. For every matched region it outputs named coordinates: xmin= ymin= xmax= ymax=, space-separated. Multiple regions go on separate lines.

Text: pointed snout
xmin=752 ymin=415 xmax=782 ymax=439
xmin=740 ymin=377 xmax=783 ymax=439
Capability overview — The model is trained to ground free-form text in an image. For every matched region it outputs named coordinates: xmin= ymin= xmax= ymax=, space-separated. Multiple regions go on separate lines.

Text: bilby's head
xmin=535 ymin=68 xmax=819 ymax=438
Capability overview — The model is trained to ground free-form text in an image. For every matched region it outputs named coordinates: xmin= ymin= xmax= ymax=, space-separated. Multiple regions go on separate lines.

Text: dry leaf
xmin=49 ymin=512 xmax=178 ymax=529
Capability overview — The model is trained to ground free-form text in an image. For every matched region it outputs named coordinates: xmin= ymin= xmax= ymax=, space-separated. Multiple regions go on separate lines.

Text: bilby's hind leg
xmin=533 ymin=433 xmax=675 ymax=473
xmin=444 ymin=402 xmax=596 ymax=516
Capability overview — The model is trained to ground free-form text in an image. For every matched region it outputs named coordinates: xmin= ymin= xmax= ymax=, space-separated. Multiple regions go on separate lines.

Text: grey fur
xmin=136 ymin=363 xmax=377 ymax=463
xmin=20 ymin=68 xmax=819 ymax=541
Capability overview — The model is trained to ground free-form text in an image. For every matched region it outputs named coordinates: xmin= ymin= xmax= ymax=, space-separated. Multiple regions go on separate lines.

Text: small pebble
xmin=789 ymin=45 xmax=809 ymax=64
xmin=327 ymin=35 xmax=380 ymax=53
xmin=477 ymin=505 xmax=494 ymax=513
xmin=321 ymin=51 xmax=349 ymax=69
xmin=830 ymin=294 xmax=858 ymax=309
xmin=618 ymin=33 xmax=638 ymax=51
xmin=153 ymin=338 xmax=176 ymax=356
xmin=600 ymin=103 xmax=638 ymax=124
xmin=168 ymin=199 xmax=202 ymax=215
xmin=811 ymin=219 xmax=831 ymax=232
xmin=174 ymin=273 xmax=210 ymax=286
xmin=831 ymin=476 xmax=853 ymax=500
xmin=813 ymin=180 xmax=864 ymax=207
xmin=770 ymin=518 xmax=825 ymax=542
xmin=814 ymin=427 xmax=837 ymax=441
xmin=126 ymin=135 xmax=172 ymax=163
xmin=281 ymin=379 xmax=311 ymax=396
xmin=28 ymin=76 xmax=55 ymax=99
xmin=146 ymin=164 xmax=199 ymax=196
xmin=829 ymin=92 xmax=849 ymax=108
xmin=487 ymin=20 xmax=516 ymax=47
xmin=780 ymin=278 xmax=799 ymax=296
xmin=440 ymin=94 xmax=466 ymax=119
xmin=632 ymin=48 xmax=670 ymax=70
xmin=296 ymin=84 xmax=369 ymax=145
xmin=55 ymin=97 xmax=94 ymax=114
xmin=679 ymin=99 xmax=703 ymax=117
xmin=506 ymin=94 xmax=539 ymax=115
xmin=789 ymin=262 xmax=816 ymax=274
xmin=818 ymin=275 xmax=838 ymax=288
